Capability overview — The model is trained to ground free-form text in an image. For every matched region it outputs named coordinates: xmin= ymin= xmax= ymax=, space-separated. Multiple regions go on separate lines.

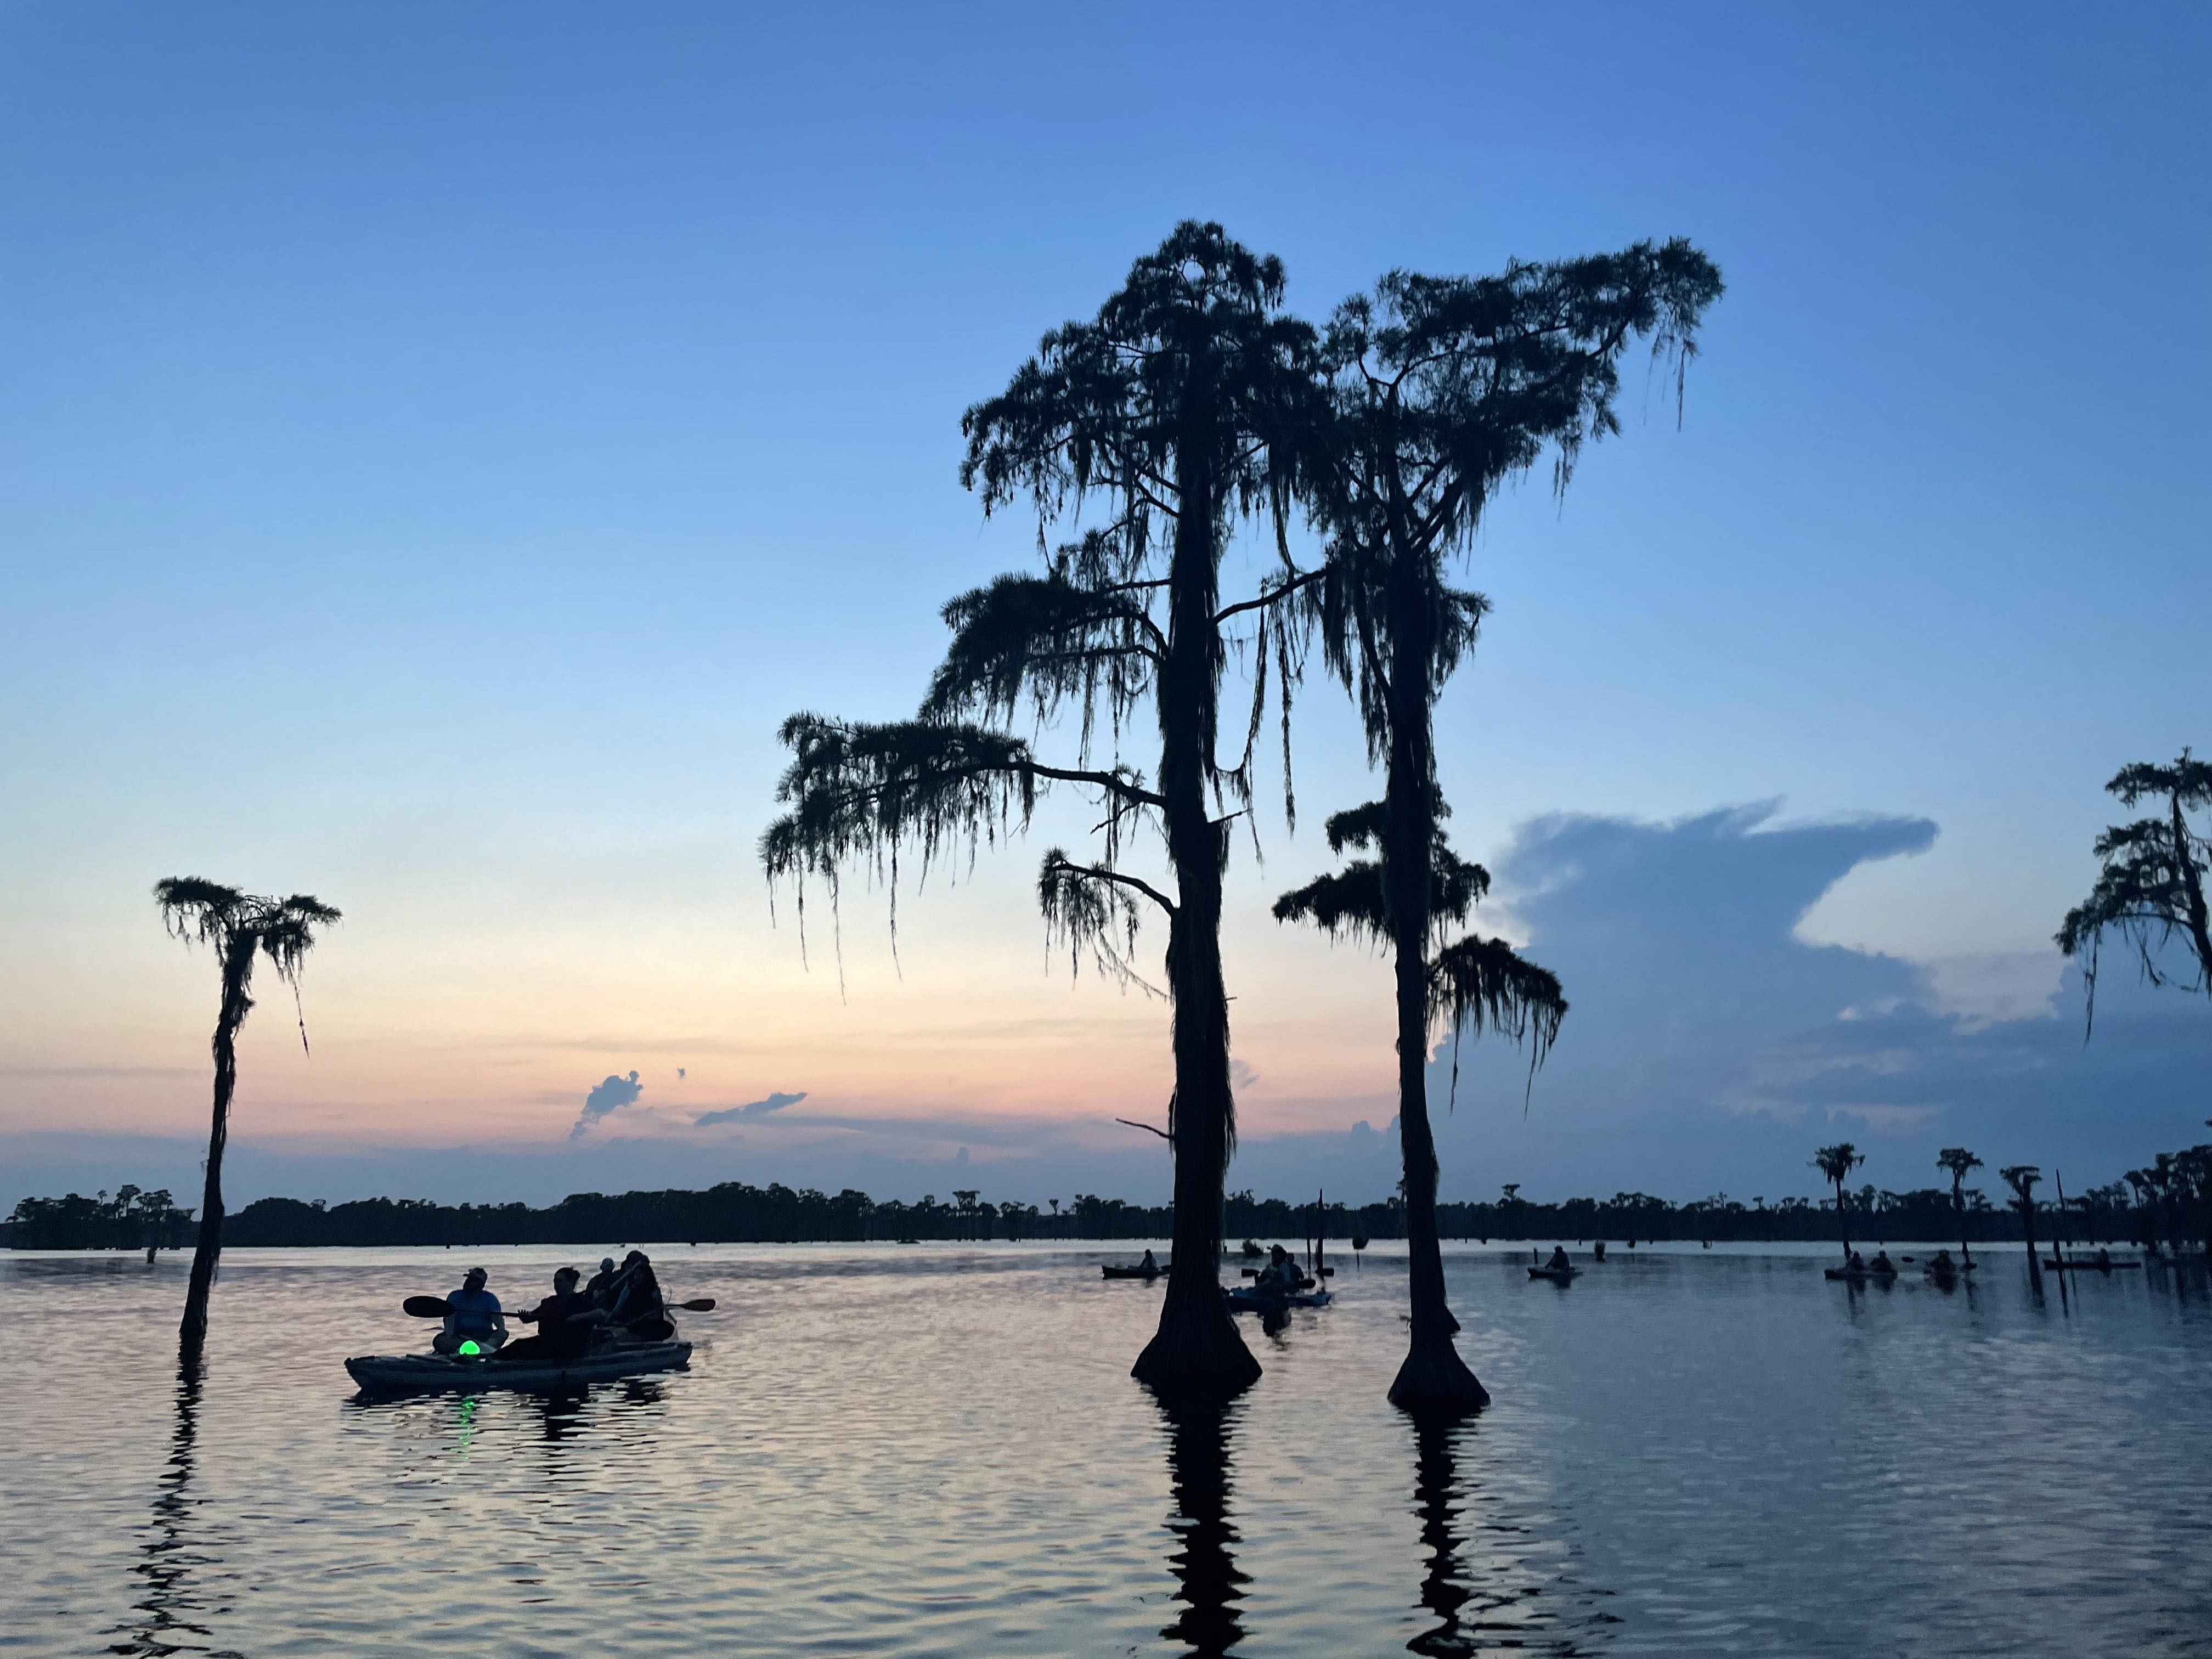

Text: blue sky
xmin=2 ymin=3 xmax=2207 ymax=1214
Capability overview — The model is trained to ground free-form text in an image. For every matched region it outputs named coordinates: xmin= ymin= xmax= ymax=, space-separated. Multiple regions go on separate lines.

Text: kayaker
xmin=1262 ymin=1245 xmax=1301 ymax=1294
xmin=606 ymin=1250 xmax=667 ymax=1330
xmin=1871 ymin=1250 xmax=1895 ymax=1274
xmin=586 ymin=1257 xmax=620 ymax=1306
xmin=495 ymin=1267 xmax=605 ymax=1364
xmin=1546 ymin=1245 xmax=1570 ymax=1272
xmin=1138 ymin=1249 xmax=1159 ymax=1276
xmin=434 ymin=1267 xmax=506 ymax=1354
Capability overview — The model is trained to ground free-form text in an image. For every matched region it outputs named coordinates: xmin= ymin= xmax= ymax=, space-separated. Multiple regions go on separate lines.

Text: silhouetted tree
xmin=1937 ymin=1147 xmax=1983 ymax=1268
xmin=1292 ymin=244 xmax=1719 ymax=1413
xmin=154 ymin=878 xmax=340 ymax=1352
xmin=765 ymin=224 xmax=1319 ymax=1398
xmin=1813 ymin=1143 xmax=1865 ymax=1261
xmin=2058 ymin=749 xmax=2211 ymax=1034
xmin=1276 ymin=802 xmax=1562 ymax=1408
xmin=2001 ymin=1165 xmax=2044 ymax=1290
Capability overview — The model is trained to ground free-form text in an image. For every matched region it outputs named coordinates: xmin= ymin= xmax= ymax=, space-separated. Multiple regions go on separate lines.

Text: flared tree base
xmin=1133 ymin=1301 xmax=1261 ymax=1401
xmin=1387 ymin=1335 xmax=1489 ymax=1417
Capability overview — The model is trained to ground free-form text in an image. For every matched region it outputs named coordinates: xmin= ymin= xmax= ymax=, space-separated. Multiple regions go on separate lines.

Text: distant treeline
xmin=4 ymin=1186 xmax=195 ymax=1252
xmin=9 ymin=1177 xmax=2198 ymax=1251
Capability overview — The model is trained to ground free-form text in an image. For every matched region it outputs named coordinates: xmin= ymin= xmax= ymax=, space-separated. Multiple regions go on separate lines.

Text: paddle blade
xmin=676 ymin=1297 xmax=716 ymax=1312
xmin=403 ymin=1295 xmax=452 ymax=1318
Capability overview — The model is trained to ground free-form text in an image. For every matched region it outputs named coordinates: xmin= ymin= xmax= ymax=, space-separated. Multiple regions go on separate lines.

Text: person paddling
xmin=1137 ymin=1248 xmax=1159 ymax=1276
xmin=605 ymin=1250 xmax=668 ymax=1335
xmin=495 ymin=1267 xmax=605 ymax=1364
xmin=435 ymin=1267 xmax=506 ymax=1354
xmin=1547 ymin=1245 xmax=1571 ymax=1272
xmin=1870 ymin=1249 xmax=1895 ymax=1274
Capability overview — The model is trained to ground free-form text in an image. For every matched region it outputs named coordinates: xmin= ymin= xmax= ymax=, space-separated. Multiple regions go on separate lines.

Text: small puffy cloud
xmin=693 ymin=1090 xmax=808 ymax=1128
xmin=571 ymin=1070 xmax=642 ymax=1140
xmin=1230 ymin=1059 xmax=1261 ymax=1091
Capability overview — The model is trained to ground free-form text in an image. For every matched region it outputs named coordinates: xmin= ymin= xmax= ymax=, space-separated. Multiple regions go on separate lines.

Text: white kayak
xmin=346 ymin=1340 xmax=691 ymax=1393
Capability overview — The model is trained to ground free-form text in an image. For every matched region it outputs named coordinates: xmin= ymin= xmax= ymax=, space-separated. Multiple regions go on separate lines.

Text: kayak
xmin=346 ymin=1340 xmax=692 ymax=1394
xmin=1226 ymin=1285 xmax=1330 ymax=1313
xmin=1101 ymin=1263 xmax=1169 ymax=1279
xmin=1824 ymin=1267 xmax=1897 ymax=1281
xmin=1528 ymin=1266 xmax=1581 ymax=1282
xmin=2042 ymin=1259 xmax=2141 ymax=1271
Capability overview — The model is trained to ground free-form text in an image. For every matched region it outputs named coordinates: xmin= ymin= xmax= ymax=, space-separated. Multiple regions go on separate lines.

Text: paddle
xmin=402 ymin=1295 xmax=716 ymax=1318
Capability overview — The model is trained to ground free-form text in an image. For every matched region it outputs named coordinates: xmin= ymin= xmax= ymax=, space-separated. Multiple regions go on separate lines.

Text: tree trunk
xmin=1132 ymin=406 xmax=1259 ymax=1400
xmin=2020 ymin=1201 xmax=2042 ymax=1294
xmin=1380 ymin=538 xmax=1486 ymax=1415
xmin=179 ymin=945 xmax=253 ymax=1355
xmin=1836 ymin=1179 xmax=1851 ymax=1261
xmin=1954 ymin=1182 xmax=1972 ymax=1267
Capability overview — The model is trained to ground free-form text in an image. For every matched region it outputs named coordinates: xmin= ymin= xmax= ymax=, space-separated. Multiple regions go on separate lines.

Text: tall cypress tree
xmin=765 ymin=223 xmax=1320 ymax=1398
xmin=1296 ymin=242 xmax=1722 ymax=1412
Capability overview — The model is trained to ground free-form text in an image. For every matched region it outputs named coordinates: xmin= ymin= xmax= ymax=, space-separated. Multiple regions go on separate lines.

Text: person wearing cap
xmin=434 ymin=1267 xmax=506 ymax=1354
xmin=495 ymin=1267 xmax=605 ymax=1364
xmin=585 ymin=1257 xmax=620 ymax=1307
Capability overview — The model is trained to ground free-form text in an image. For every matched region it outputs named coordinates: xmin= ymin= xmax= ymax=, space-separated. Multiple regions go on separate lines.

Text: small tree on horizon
xmin=2057 ymin=749 xmax=2211 ymax=1034
xmin=1813 ymin=1143 xmax=1866 ymax=1261
xmin=1937 ymin=1147 xmax=1983 ymax=1268
xmin=155 ymin=878 xmax=340 ymax=1353
xmin=2001 ymin=1165 xmax=2045 ymax=1290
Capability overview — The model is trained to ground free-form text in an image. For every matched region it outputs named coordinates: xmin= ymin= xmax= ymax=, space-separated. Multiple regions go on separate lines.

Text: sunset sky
xmin=4 ymin=4 xmax=2206 ymax=1214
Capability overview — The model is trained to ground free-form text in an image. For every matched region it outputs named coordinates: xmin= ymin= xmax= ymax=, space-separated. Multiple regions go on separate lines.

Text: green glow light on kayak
xmin=458 ymin=1340 xmax=481 ymax=1357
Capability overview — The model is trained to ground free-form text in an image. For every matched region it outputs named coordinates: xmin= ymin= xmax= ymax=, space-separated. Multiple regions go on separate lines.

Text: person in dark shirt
xmin=495 ymin=1267 xmax=604 ymax=1364
xmin=605 ymin=1250 xmax=669 ymax=1339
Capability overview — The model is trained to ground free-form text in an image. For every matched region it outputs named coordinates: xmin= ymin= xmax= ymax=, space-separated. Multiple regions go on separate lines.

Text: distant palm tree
xmin=1813 ymin=1144 xmax=1866 ymax=1261
xmin=155 ymin=878 xmax=340 ymax=1352
xmin=2000 ymin=1165 xmax=2044 ymax=1288
xmin=1937 ymin=1147 xmax=1983 ymax=1268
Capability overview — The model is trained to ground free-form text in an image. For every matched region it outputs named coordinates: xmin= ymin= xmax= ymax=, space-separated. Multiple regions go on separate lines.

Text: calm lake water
xmin=3 ymin=1242 xmax=2208 ymax=1658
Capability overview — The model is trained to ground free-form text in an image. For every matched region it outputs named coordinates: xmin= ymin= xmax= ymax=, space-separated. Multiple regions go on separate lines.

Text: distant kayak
xmin=1101 ymin=1263 xmax=1169 ymax=1279
xmin=1824 ymin=1267 xmax=1897 ymax=1282
xmin=2042 ymin=1259 xmax=2141 ymax=1271
xmin=347 ymin=1341 xmax=691 ymax=1394
xmin=1528 ymin=1266 xmax=1581 ymax=1282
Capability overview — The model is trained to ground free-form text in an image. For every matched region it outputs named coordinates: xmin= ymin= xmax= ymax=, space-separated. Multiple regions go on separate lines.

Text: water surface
xmin=3 ymin=1243 xmax=2207 ymax=1657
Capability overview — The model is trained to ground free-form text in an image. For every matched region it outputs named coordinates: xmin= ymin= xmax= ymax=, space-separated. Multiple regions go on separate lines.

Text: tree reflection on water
xmin=1155 ymin=1394 xmax=1248 ymax=1657
xmin=111 ymin=1349 xmax=238 ymax=1658
xmin=1406 ymin=1414 xmax=1606 ymax=1657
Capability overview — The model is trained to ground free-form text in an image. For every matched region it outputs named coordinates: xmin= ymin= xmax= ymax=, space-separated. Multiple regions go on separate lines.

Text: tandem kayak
xmin=346 ymin=1341 xmax=692 ymax=1394
xmin=1226 ymin=1285 xmax=1330 ymax=1313
xmin=1528 ymin=1267 xmax=1581 ymax=1282
xmin=1101 ymin=1263 xmax=1170 ymax=1279
xmin=1824 ymin=1267 xmax=1897 ymax=1282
